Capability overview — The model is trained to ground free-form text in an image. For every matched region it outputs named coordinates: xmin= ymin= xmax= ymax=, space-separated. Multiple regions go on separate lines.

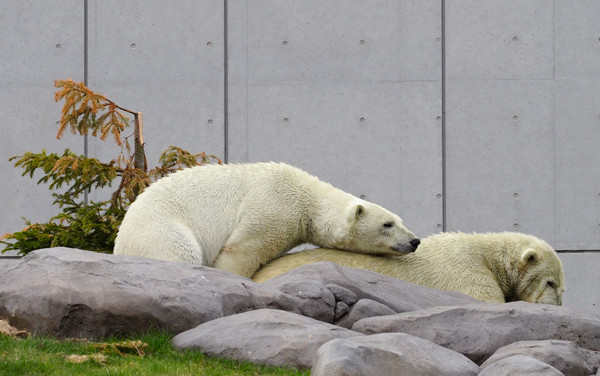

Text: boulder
xmin=262 ymin=262 xmax=479 ymax=315
xmin=352 ymin=301 xmax=600 ymax=364
xmin=172 ymin=308 xmax=363 ymax=369
xmin=311 ymin=333 xmax=479 ymax=376
xmin=0 ymin=249 xmax=479 ymax=338
xmin=0 ymin=248 xmax=301 ymax=337
xmin=480 ymin=340 xmax=600 ymax=376
xmin=478 ymin=355 xmax=565 ymax=376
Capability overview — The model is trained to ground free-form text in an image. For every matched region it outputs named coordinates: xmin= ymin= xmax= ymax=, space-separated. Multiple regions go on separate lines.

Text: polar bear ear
xmin=519 ymin=248 xmax=538 ymax=266
xmin=351 ymin=204 xmax=365 ymax=222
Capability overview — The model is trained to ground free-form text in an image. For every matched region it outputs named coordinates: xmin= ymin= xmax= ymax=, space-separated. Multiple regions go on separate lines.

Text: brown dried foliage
xmin=55 ymin=79 xmax=135 ymax=146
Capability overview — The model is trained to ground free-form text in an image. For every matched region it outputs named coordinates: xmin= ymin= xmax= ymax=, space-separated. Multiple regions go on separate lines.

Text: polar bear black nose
xmin=410 ymin=238 xmax=421 ymax=250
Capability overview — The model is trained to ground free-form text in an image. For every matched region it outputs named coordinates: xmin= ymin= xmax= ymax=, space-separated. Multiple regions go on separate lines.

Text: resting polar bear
xmin=113 ymin=162 xmax=420 ymax=277
xmin=253 ymin=232 xmax=565 ymax=305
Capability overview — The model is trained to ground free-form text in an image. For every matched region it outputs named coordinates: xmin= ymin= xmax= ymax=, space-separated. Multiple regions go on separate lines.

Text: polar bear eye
xmin=547 ymin=280 xmax=555 ymax=288
xmin=383 ymin=221 xmax=394 ymax=229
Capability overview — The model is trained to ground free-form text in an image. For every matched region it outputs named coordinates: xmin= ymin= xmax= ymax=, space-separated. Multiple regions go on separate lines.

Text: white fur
xmin=252 ymin=232 xmax=565 ymax=305
xmin=113 ymin=162 xmax=419 ymax=277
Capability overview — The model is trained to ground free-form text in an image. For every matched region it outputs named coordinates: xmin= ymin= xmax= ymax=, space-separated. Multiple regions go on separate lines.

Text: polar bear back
xmin=253 ymin=232 xmax=565 ymax=305
xmin=114 ymin=163 xmax=319 ymax=264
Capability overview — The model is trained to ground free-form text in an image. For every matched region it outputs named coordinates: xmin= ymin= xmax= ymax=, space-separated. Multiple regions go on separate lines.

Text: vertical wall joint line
xmin=223 ymin=0 xmax=229 ymax=164
xmin=83 ymin=0 xmax=89 ymax=205
xmin=441 ymin=0 xmax=447 ymax=231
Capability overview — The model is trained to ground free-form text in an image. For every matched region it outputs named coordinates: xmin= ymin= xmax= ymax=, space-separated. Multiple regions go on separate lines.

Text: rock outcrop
xmin=1 ymin=247 xmax=599 ymax=375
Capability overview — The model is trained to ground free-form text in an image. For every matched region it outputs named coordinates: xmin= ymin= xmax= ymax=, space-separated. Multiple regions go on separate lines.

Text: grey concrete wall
xmin=1 ymin=1 xmax=598 ymax=314
xmin=560 ymin=252 xmax=600 ymax=314
xmin=0 ymin=0 xmax=84 ymax=234
xmin=227 ymin=0 xmax=443 ymax=236
xmin=445 ymin=1 xmax=600 ymax=251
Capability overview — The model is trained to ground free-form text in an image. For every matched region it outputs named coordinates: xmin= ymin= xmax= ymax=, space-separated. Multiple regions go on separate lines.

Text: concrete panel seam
xmin=556 ymin=250 xmax=600 ymax=254
xmin=441 ymin=0 xmax=447 ymax=232
xmin=84 ymin=0 xmax=89 ymax=205
xmin=224 ymin=0 xmax=229 ymax=163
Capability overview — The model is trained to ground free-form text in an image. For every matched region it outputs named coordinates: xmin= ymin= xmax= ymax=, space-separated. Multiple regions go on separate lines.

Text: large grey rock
xmin=172 ymin=308 xmax=363 ymax=369
xmin=0 ymin=248 xmax=476 ymax=339
xmin=311 ymin=333 xmax=479 ymax=376
xmin=480 ymin=340 xmax=600 ymax=376
xmin=478 ymin=355 xmax=565 ymax=376
xmin=0 ymin=248 xmax=302 ymax=338
xmin=353 ymin=301 xmax=600 ymax=364
xmin=262 ymin=262 xmax=479 ymax=317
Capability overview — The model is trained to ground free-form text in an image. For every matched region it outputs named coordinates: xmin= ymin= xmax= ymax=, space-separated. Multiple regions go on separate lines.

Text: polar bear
xmin=113 ymin=162 xmax=420 ymax=277
xmin=252 ymin=232 xmax=565 ymax=305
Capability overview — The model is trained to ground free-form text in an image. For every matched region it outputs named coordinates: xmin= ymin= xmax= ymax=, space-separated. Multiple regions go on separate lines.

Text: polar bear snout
xmin=410 ymin=238 xmax=421 ymax=249
xmin=392 ymin=238 xmax=420 ymax=253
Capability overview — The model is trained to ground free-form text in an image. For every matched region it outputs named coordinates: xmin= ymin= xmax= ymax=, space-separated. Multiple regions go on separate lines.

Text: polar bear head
xmin=341 ymin=201 xmax=421 ymax=256
xmin=512 ymin=239 xmax=565 ymax=305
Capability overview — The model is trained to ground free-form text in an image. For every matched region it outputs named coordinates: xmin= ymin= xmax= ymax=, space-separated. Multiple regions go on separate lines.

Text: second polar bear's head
xmin=336 ymin=200 xmax=420 ymax=255
xmin=512 ymin=236 xmax=565 ymax=305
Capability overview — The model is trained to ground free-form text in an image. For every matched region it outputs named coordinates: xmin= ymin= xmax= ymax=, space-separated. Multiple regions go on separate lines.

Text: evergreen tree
xmin=1 ymin=79 xmax=221 ymax=255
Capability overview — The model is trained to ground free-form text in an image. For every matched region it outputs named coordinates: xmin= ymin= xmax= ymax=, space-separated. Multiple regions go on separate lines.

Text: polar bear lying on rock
xmin=253 ymin=232 xmax=565 ymax=305
xmin=114 ymin=162 xmax=420 ymax=278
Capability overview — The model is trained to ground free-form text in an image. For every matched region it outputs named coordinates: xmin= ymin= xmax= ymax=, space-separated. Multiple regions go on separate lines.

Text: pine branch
xmin=110 ymin=167 xmax=151 ymax=208
xmin=158 ymin=146 xmax=222 ymax=170
xmin=54 ymin=79 xmax=138 ymax=146
xmin=11 ymin=150 xmax=119 ymax=202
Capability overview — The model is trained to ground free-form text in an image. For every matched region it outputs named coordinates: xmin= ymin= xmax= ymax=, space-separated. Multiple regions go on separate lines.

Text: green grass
xmin=0 ymin=331 xmax=310 ymax=376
